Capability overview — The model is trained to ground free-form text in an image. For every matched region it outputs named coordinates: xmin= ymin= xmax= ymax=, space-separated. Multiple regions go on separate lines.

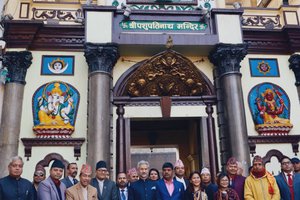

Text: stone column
xmin=288 ymin=54 xmax=300 ymax=102
xmin=0 ymin=51 xmax=32 ymax=177
xmin=209 ymin=43 xmax=250 ymax=173
xmin=84 ymin=43 xmax=119 ymax=171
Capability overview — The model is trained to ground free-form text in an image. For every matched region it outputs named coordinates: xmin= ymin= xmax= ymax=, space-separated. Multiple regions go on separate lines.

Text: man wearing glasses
xmin=91 ymin=160 xmax=118 ymax=200
xmin=275 ymin=157 xmax=300 ymax=200
xmin=33 ymin=165 xmax=46 ymax=200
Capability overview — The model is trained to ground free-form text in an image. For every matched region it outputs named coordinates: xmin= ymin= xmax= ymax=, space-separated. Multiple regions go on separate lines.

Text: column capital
xmin=289 ymin=54 xmax=300 ymax=86
xmin=84 ymin=43 xmax=120 ymax=74
xmin=208 ymin=43 xmax=248 ymax=77
xmin=3 ymin=51 xmax=32 ymax=84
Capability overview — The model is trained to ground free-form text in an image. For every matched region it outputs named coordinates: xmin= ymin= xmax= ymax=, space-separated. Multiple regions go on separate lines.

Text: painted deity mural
xmin=248 ymin=83 xmax=293 ymax=136
xmin=32 ymin=81 xmax=80 ymax=138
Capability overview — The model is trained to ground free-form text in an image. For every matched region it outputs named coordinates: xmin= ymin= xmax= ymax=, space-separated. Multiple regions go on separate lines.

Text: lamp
xmin=233 ymin=2 xmax=242 ymax=9
xmin=123 ymin=6 xmax=132 ymax=20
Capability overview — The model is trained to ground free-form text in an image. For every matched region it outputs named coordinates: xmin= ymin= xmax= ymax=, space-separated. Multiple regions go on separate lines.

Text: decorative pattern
xmin=249 ymin=58 xmax=280 ymax=77
xmin=32 ymin=81 xmax=80 ymax=138
xmin=41 ymin=55 xmax=74 ymax=75
xmin=124 ymin=49 xmax=212 ymax=97
xmin=241 ymin=15 xmax=281 ymax=29
xmin=32 ymin=8 xmax=83 ymax=22
xmin=248 ymin=82 xmax=293 ymax=136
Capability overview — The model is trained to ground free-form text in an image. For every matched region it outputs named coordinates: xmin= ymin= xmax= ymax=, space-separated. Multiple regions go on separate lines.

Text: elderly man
xmin=0 ymin=156 xmax=34 ymax=200
xmin=226 ymin=157 xmax=246 ymax=200
xmin=275 ymin=157 xmax=300 ymax=200
xmin=128 ymin=160 xmax=156 ymax=200
xmin=117 ymin=172 xmax=129 ymax=200
xmin=66 ymin=164 xmax=97 ymax=200
xmin=62 ymin=162 xmax=78 ymax=188
xmin=37 ymin=159 xmax=66 ymax=200
xmin=127 ymin=168 xmax=139 ymax=185
xmin=173 ymin=159 xmax=188 ymax=190
xmin=200 ymin=167 xmax=217 ymax=200
xmin=156 ymin=162 xmax=184 ymax=200
xmin=33 ymin=165 xmax=46 ymax=200
xmin=291 ymin=157 xmax=300 ymax=174
xmin=244 ymin=155 xmax=280 ymax=200
xmin=91 ymin=160 xmax=118 ymax=200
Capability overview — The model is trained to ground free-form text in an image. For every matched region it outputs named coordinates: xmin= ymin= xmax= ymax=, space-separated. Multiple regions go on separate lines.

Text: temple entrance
xmin=130 ymin=118 xmax=204 ymax=175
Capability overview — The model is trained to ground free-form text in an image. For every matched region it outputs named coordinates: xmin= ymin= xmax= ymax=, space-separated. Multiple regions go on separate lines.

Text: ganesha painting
xmin=32 ymin=81 xmax=80 ymax=138
xmin=248 ymin=82 xmax=293 ymax=136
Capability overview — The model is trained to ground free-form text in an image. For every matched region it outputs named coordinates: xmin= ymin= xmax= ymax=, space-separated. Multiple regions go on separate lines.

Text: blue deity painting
xmin=41 ymin=56 xmax=74 ymax=75
xmin=249 ymin=58 xmax=280 ymax=77
xmin=248 ymin=83 xmax=293 ymax=136
xmin=32 ymin=81 xmax=80 ymax=138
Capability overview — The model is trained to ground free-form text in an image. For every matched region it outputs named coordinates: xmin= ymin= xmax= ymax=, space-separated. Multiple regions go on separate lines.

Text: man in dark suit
xmin=37 ymin=159 xmax=66 ymax=200
xmin=173 ymin=160 xmax=189 ymax=190
xmin=128 ymin=160 xmax=156 ymax=200
xmin=61 ymin=162 xmax=78 ymax=188
xmin=276 ymin=157 xmax=300 ymax=200
xmin=116 ymin=172 xmax=128 ymax=200
xmin=156 ymin=162 xmax=184 ymax=200
xmin=91 ymin=160 xmax=118 ymax=200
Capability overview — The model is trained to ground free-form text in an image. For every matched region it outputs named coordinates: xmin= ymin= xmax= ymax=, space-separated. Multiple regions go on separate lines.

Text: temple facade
xmin=0 ymin=0 xmax=300 ymax=181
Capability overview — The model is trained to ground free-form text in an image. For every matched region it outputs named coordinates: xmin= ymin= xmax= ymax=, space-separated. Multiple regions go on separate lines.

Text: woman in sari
xmin=214 ymin=172 xmax=240 ymax=200
xmin=185 ymin=171 xmax=208 ymax=200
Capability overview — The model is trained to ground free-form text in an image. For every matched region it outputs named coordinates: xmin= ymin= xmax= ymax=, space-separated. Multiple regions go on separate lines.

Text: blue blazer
xmin=275 ymin=172 xmax=300 ymax=200
xmin=156 ymin=179 xmax=184 ymax=200
xmin=61 ymin=177 xmax=77 ymax=189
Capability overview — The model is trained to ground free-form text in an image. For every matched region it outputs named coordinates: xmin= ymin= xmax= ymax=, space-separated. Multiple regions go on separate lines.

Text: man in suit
xmin=37 ymin=159 xmax=66 ymax=200
xmin=200 ymin=167 xmax=217 ymax=200
xmin=291 ymin=157 xmax=300 ymax=174
xmin=128 ymin=160 xmax=156 ymax=200
xmin=66 ymin=164 xmax=97 ymax=200
xmin=62 ymin=163 xmax=79 ymax=188
xmin=116 ymin=172 xmax=128 ymax=200
xmin=33 ymin=165 xmax=46 ymax=200
xmin=90 ymin=160 xmax=118 ymax=200
xmin=173 ymin=159 xmax=189 ymax=190
xmin=226 ymin=157 xmax=246 ymax=200
xmin=276 ymin=157 xmax=300 ymax=200
xmin=156 ymin=162 xmax=184 ymax=200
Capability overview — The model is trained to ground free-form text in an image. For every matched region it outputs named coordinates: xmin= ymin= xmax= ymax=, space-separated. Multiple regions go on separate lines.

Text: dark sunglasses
xmin=34 ymin=173 xmax=45 ymax=177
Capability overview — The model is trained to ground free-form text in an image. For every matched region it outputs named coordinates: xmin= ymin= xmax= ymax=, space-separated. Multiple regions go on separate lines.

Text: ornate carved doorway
xmin=113 ymin=48 xmax=218 ymax=179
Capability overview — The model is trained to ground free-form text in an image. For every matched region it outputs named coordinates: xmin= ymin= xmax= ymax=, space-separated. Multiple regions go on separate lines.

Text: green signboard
xmin=120 ymin=20 xmax=207 ymax=31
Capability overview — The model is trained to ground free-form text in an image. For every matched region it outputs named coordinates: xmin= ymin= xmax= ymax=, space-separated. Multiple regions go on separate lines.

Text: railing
xmin=241 ymin=14 xmax=281 ymax=29
xmin=32 ymin=8 xmax=83 ymax=22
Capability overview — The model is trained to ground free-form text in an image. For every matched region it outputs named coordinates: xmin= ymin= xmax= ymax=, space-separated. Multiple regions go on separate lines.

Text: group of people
xmin=1 ymin=155 xmax=300 ymax=200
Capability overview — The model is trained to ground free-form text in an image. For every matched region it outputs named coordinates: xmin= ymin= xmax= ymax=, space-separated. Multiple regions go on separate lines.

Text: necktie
xmin=287 ymin=174 xmax=294 ymax=200
xmin=73 ymin=179 xmax=78 ymax=185
xmin=121 ymin=189 xmax=126 ymax=200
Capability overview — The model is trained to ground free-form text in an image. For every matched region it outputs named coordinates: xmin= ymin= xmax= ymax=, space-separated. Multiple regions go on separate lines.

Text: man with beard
xmin=275 ymin=157 xmax=300 ymax=200
xmin=66 ymin=164 xmax=97 ymax=200
xmin=156 ymin=162 xmax=184 ymax=200
xmin=173 ymin=160 xmax=188 ymax=190
xmin=91 ymin=160 xmax=118 ymax=200
xmin=226 ymin=157 xmax=246 ymax=200
xmin=200 ymin=167 xmax=217 ymax=200
xmin=116 ymin=172 xmax=129 ymax=200
xmin=128 ymin=160 xmax=156 ymax=200
xmin=33 ymin=165 xmax=46 ymax=200
xmin=37 ymin=159 xmax=66 ymax=200
xmin=244 ymin=155 xmax=280 ymax=200
xmin=62 ymin=163 xmax=79 ymax=188
xmin=0 ymin=156 xmax=34 ymax=200
xmin=291 ymin=157 xmax=300 ymax=174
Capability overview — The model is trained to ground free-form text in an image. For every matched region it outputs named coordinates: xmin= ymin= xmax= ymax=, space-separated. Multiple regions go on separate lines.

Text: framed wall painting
xmin=249 ymin=58 xmax=280 ymax=77
xmin=41 ymin=55 xmax=74 ymax=76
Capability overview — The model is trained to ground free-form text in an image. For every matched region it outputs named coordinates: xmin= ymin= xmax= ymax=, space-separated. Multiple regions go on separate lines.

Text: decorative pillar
xmin=116 ymin=104 xmax=127 ymax=173
xmin=0 ymin=51 xmax=32 ymax=177
xmin=205 ymin=104 xmax=218 ymax=183
xmin=84 ymin=43 xmax=119 ymax=172
xmin=209 ymin=43 xmax=250 ymax=174
xmin=288 ymin=54 xmax=300 ymax=102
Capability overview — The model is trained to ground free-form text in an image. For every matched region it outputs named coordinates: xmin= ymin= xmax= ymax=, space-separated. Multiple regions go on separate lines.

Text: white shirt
xmin=82 ymin=186 xmax=88 ymax=200
xmin=284 ymin=171 xmax=294 ymax=182
xmin=175 ymin=176 xmax=187 ymax=190
xmin=68 ymin=176 xmax=75 ymax=185
xmin=97 ymin=179 xmax=104 ymax=194
xmin=119 ymin=187 xmax=128 ymax=200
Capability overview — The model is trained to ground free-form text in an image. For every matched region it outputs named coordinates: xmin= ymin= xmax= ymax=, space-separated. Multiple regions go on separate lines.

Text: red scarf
xmin=251 ymin=168 xmax=275 ymax=195
xmin=51 ymin=177 xmax=61 ymax=187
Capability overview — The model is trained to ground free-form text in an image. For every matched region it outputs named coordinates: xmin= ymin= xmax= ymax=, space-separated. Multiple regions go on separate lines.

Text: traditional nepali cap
xmin=252 ymin=155 xmax=263 ymax=164
xmin=200 ymin=167 xmax=211 ymax=175
xmin=174 ymin=159 xmax=184 ymax=169
xmin=35 ymin=165 xmax=46 ymax=174
xmin=96 ymin=160 xmax=107 ymax=170
xmin=291 ymin=157 xmax=300 ymax=164
xmin=81 ymin=164 xmax=92 ymax=174
xmin=127 ymin=168 xmax=137 ymax=175
xmin=227 ymin=157 xmax=238 ymax=166
xmin=162 ymin=162 xmax=173 ymax=169
xmin=51 ymin=160 xmax=64 ymax=169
